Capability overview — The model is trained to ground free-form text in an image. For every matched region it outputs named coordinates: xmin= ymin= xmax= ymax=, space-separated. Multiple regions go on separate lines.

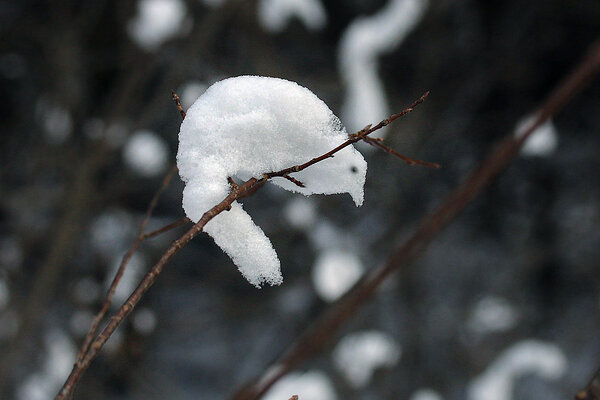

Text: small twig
xmin=288 ymin=396 xmax=299 ymax=400
xmin=265 ymin=91 xmax=430 ymax=181
xmin=75 ymin=164 xmax=179 ymax=364
xmin=229 ymin=38 xmax=600 ymax=400
xmin=362 ymin=136 xmax=440 ymax=168
xmin=140 ymin=217 xmax=191 ymax=240
xmin=576 ymin=367 xmax=600 ymax=400
xmin=171 ymin=89 xmax=186 ymax=120
xmin=56 ymin=91 xmax=431 ymax=400
xmin=282 ymin=175 xmax=305 ymax=188
xmin=75 ymin=91 xmax=186 ymax=367
xmin=228 ymin=176 xmax=240 ymax=191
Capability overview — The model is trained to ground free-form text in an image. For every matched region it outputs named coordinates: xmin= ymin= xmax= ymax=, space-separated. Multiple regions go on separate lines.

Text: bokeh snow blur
xmin=2 ymin=0 xmax=599 ymax=399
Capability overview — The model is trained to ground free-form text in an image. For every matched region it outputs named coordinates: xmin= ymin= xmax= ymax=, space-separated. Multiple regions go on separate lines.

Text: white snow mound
xmin=177 ymin=76 xmax=367 ymax=287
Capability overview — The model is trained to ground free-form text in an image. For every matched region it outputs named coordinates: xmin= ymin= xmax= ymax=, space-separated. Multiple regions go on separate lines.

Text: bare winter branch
xmin=56 ymin=90 xmax=432 ymax=400
xmin=362 ymin=136 xmax=440 ymax=168
xmin=576 ymin=368 xmax=600 ymax=400
xmin=229 ymin=38 xmax=600 ymax=400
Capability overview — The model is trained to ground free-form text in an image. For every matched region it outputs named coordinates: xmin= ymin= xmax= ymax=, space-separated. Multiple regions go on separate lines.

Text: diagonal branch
xmin=74 ymin=89 xmax=188 ymax=366
xmin=75 ymin=164 xmax=179 ymax=365
xmin=229 ymin=38 xmax=600 ymax=400
xmin=362 ymin=136 xmax=440 ymax=168
xmin=577 ymin=367 xmax=600 ymax=400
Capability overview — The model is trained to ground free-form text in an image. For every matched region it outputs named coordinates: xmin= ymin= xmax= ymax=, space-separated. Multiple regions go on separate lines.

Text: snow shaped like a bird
xmin=177 ymin=76 xmax=367 ymax=287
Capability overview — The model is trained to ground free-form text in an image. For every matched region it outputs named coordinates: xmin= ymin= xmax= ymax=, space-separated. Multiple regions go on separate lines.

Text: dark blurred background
xmin=1 ymin=0 xmax=599 ymax=399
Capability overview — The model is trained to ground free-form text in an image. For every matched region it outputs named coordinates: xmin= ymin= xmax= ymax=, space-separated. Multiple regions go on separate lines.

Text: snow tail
xmin=204 ymin=202 xmax=282 ymax=288
xmin=181 ymin=171 xmax=282 ymax=287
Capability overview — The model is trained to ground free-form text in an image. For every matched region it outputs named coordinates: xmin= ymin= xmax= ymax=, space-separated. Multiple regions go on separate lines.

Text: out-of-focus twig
xmin=576 ymin=368 xmax=600 ymax=400
xmin=74 ymin=91 xmax=187 ymax=367
xmin=56 ymin=90 xmax=431 ymax=400
xmin=230 ymin=38 xmax=600 ymax=400
xmin=140 ymin=217 xmax=191 ymax=240
xmin=75 ymin=164 xmax=179 ymax=365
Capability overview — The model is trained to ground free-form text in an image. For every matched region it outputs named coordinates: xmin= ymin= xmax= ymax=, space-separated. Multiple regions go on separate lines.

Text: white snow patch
xmin=258 ymin=0 xmax=327 ymax=32
xmin=333 ymin=330 xmax=401 ymax=388
xmin=17 ymin=330 xmax=76 ymax=400
xmin=283 ymin=196 xmax=317 ymax=230
xmin=36 ymin=98 xmax=73 ymax=144
xmin=312 ymin=249 xmax=364 ymax=302
xmin=515 ymin=114 xmax=558 ymax=157
xmin=128 ymin=0 xmax=189 ymax=51
xmin=263 ymin=370 xmax=337 ymax=400
xmin=339 ymin=0 xmax=428 ymax=136
xmin=467 ymin=296 xmax=518 ymax=335
xmin=180 ymin=80 xmax=208 ymax=110
xmin=410 ymin=389 xmax=443 ymax=400
xmin=178 ymin=76 xmax=367 ymax=287
xmin=133 ymin=307 xmax=158 ymax=335
xmin=0 ymin=278 xmax=9 ymax=310
xmin=468 ymin=340 xmax=567 ymax=400
xmin=123 ymin=130 xmax=169 ymax=177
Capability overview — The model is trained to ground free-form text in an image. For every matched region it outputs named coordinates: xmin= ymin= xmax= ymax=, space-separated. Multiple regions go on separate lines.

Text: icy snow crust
xmin=178 ymin=76 xmax=367 ymax=287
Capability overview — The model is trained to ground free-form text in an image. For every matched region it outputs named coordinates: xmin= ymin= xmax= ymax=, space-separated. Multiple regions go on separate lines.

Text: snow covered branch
xmin=56 ymin=85 xmax=431 ymax=400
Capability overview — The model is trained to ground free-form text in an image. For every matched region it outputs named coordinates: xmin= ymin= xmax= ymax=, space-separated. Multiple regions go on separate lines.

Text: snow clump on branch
xmin=178 ymin=76 xmax=367 ymax=287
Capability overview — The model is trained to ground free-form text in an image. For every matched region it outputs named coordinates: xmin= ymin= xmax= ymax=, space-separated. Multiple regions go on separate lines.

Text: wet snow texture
xmin=177 ymin=76 xmax=367 ymax=287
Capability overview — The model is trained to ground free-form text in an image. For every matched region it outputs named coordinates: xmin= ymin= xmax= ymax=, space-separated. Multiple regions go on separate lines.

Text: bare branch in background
xmin=230 ymin=38 xmax=600 ymax=400
xmin=576 ymin=368 xmax=600 ymax=400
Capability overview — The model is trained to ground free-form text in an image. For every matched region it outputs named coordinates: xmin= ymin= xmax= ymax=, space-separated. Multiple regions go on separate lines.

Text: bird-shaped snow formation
xmin=178 ymin=76 xmax=367 ymax=287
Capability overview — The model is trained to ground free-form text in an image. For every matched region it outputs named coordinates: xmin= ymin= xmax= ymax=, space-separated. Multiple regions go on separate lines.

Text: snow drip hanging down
xmin=339 ymin=0 xmax=428 ymax=135
xmin=178 ymin=76 xmax=367 ymax=287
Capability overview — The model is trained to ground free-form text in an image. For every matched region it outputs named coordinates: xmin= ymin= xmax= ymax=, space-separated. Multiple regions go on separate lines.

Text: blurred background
xmin=1 ymin=0 xmax=600 ymax=399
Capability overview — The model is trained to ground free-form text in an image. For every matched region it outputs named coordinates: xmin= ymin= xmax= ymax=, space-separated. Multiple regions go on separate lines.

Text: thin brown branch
xmin=230 ymin=38 xmax=600 ymax=400
xmin=56 ymin=90 xmax=431 ymax=400
xmin=140 ymin=217 xmax=191 ymax=240
xmin=171 ymin=89 xmax=186 ymax=119
xmin=75 ymin=92 xmax=185 ymax=366
xmin=75 ymin=164 xmax=179 ymax=364
xmin=362 ymin=136 xmax=440 ymax=168
xmin=282 ymin=174 xmax=305 ymax=188
xmin=576 ymin=367 xmax=600 ymax=400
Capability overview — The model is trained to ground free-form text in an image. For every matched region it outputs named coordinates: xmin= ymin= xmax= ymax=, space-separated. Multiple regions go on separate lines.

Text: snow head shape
xmin=177 ymin=76 xmax=367 ymax=287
